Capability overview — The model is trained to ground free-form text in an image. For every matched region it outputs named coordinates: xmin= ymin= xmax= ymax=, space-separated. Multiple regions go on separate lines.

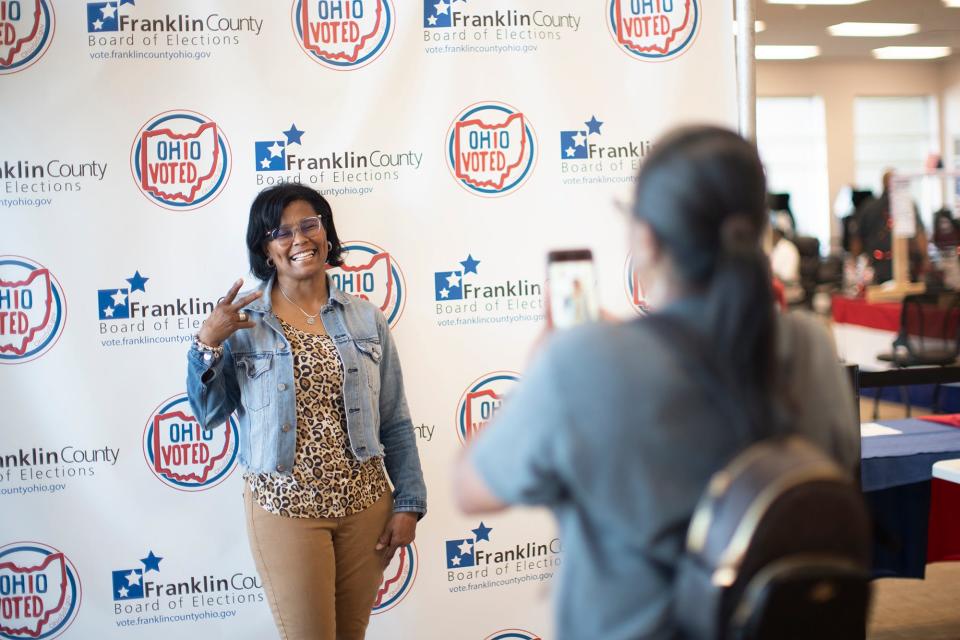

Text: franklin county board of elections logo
xmin=456 ymin=372 xmax=519 ymax=444
xmin=130 ymin=110 xmax=231 ymax=211
xmin=292 ymin=0 xmax=394 ymax=70
xmin=0 ymin=542 xmax=82 ymax=640
xmin=445 ymin=521 xmax=493 ymax=569
xmin=607 ymin=0 xmax=699 ymax=61
xmin=370 ymin=542 xmax=416 ymax=615
xmin=624 ymin=254 xmax=648 ymax=314
xmin=560 ymin=115 xmax=604 ymax=161
xmin=329 ymin=241 xmax=406 ymax=329
xmin=85 ymin=1 xmax=263 ymax=59
xmin=485 ymin=631 xmax=542 ymax=640
xmin=142 ymin=394 xmax=239 ymax=492
xmin=559 ymin=113 xmax=652 ymax=186
xmin=253 ymin=121 xmax=421 ymax=195
xmin=111 ymin=550 xmax=162 ymax=603
xmin=254 ymin=123 xmax=306 ymax=173
xmin=446 ymin=102 xmax=537 ymax=197
xmin=422 ymin=0 xmax=581 ymax=55
xmin=0 ymin=257 xmax=66 ymax=365
xmin=0 ymin=0 xmax=54 ymax=75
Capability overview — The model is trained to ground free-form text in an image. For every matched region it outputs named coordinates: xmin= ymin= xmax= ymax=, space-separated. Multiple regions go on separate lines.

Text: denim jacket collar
xmin=242 ymin=274 xmax=351 ymax=315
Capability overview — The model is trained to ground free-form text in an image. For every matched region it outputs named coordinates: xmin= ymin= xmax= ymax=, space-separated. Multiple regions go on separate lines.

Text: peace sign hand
xmin=196 ymin=279 xmax=262 ymax=347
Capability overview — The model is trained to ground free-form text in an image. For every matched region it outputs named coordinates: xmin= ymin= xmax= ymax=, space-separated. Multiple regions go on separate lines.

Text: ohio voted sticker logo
xmin=607 ymin=0 xmax=699 ymax=61
xmin=0 ymin=0 xmax=55 ymax=75
xmin=446 ymin=102 xmax=537 ymax=197
xmin=624 ymin=254 xmax=648 ymax=314
xmin=485 ymin=631 xmax=541 ymax=640
xmin=0 ymin=257 xmax=66 ymax=364
xmin=130 ymin=110 xmax=231 ymax=211
xmin=328 ymin=241 xmax=405 ymax=328
xmin=0 ymin=542 xmax=81 ymax=640
xmin=456 ymin=372 xmax=519 ymax=444
xmin=370 ymin=542 xmax=416 ymax=615
xmin=142 ymin=394 xmax=239 ymax=491
xmin=292 ymin=0 xmax=394 ymax=70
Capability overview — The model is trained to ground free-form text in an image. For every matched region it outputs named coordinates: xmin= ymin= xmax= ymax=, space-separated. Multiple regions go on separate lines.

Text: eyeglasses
xmin=265 ymin=216 xmax=323 ymax=243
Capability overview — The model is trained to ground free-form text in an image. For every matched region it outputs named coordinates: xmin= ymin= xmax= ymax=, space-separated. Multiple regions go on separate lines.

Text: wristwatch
xmin=193 ymin=334 xmax=224 ymax=363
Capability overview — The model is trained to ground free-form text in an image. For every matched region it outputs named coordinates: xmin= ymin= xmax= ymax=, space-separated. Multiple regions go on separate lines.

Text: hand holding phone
xmin=547 ymin=249 xmax=599 ymax=329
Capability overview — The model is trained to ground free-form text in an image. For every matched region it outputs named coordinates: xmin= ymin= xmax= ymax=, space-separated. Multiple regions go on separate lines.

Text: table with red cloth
xmin=862 ymin=416 xmax=960 ymax=578
xmin=835 ymin=294 xmax=960 ymax=410
xmin=833 ymin=295 xmax=901 ymax=370
xmin=833 ymin=295 xmax=903 ymax=332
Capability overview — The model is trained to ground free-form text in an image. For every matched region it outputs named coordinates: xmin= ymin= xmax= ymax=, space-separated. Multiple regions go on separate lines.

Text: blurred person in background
xmin=852 ymin=169 xmax=928 ymax=283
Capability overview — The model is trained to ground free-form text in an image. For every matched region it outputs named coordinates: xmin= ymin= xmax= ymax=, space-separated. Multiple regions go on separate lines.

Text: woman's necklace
xmin=278 ymin=285 xmax=320 ymax=325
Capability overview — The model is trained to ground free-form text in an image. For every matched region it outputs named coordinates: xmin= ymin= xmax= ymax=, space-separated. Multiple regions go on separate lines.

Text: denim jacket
xmin=186 ymin=277 xmax=427 ymax=516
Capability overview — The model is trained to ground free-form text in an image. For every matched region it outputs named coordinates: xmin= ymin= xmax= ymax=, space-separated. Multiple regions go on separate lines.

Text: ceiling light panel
xmin=872 ymin=46 xmax=952 ymax=59
xmin=828 ymin=22 xmax=920 ymax=37
xmin=766 ymin=0 xmax=869 ymax=5
xmin=756 ymin=45 xmax=821 ymax=60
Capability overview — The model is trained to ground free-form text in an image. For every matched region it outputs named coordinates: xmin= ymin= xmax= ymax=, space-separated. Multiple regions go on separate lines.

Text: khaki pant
xmin=244 ymin=488 xmax=393 ymax=640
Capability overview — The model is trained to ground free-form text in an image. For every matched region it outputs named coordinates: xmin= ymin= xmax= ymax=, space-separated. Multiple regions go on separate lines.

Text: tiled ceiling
xmin=755 ymin=0 xmax=960 ymax=59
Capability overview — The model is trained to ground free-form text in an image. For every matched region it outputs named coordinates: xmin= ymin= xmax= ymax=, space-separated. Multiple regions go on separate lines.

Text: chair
xmin=793 ymin=236 xmax=822 ymax=309
xmin=875 ymin=292 xmax=960 ymax=417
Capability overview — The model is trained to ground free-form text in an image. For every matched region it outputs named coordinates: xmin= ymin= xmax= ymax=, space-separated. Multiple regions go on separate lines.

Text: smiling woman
xmin=185 ymin=184 xmax=427 ymax=640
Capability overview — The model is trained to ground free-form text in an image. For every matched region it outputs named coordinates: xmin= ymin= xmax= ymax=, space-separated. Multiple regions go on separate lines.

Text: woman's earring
xmin=327 ymin=241 xmax=333 ymax=252
xmin=266 ymin=257 xmax=275 ymax=267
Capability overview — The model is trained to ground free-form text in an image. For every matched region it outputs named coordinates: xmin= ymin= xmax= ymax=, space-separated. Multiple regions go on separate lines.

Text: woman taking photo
xmin=454 ymin=126 xmax=858 ymax=640
xmin=187 ymin=184 xmax=426 ymax=640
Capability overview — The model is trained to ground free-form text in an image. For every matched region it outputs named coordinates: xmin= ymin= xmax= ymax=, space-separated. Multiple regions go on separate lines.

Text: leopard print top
xmin=246 ymin=318 xmax=388 ymax=518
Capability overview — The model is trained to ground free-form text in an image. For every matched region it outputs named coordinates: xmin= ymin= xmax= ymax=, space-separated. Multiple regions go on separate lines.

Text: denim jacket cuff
xmin=392 ymin=496 xmax=427 ymax=520
xmin=188 ymin=343 xmax=224 ymax=384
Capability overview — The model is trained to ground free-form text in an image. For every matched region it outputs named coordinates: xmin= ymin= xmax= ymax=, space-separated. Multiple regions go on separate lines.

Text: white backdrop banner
xmin=1 ymin=1 xmax=736 ymax=638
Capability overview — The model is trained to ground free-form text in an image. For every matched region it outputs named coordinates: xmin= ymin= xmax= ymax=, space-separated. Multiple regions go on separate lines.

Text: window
xmin=757 ymin=96 xmax=831 ymax=252
xmin=854 ymin=96 xmax=942 ymax=227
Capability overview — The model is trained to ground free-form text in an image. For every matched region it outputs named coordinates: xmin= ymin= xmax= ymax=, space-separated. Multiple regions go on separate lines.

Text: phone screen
xmin=548 ymin=249 xmax=599 ymax=329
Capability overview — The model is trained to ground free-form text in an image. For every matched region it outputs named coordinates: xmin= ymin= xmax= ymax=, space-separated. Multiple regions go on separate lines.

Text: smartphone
xmin=548 ymin=249 xmax=599 ymax=329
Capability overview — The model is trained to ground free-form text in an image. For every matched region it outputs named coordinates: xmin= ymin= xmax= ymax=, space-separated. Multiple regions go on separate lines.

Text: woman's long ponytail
xmin=632 ymin=127 xmax=775 ymax=430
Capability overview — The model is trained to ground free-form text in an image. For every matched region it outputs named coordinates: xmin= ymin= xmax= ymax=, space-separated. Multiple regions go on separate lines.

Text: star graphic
xmin=445 ymin=273 xmax=461 ymax=289
xmin=571 ymin=131 xmax=587 ymax=147
xmin=439 ymin=288 xmax=450 ymax=299
xmin=472 ymin=522 xmax=493 ymax=542
xmin=141 ymin=550 xmax=163 ymax=572
xmin=126 ymin=270 xmax=149 ymax=293
xmin=118 ymin=586 xmax=129 ymax=598
xmin=103 ymin=306 xmax=115 ymax=318
xmin=101 ymin=3 xmax=117 ymax=19
xmin=125 ymin=570 xmax=142 ymax=586
xmin=92 ymin=18 xmax=104 ymax=29
xmin=450 ymin=555 xmax=461 ymax=566
xmin=457 ymin=540 xmax=473 ymax=556
xmin=111 ymin=289 xmax=128 ymax=307
xmin=268 ymin=141 xmax=284 ymax=158
xmin=565 ymin=147 xmax=576 ymax=158
xmin=427 ymin=14 xmax=438 ymax=25
xmin=585 ymin=115 xmax=604 ymax=135
xmin=283 ymin=124 xmax=305 ymax=145
xmin=459 ymin=254 xmax=480 ymax=274
xmin=260 ymin=157 xmax=271 ymax=169
xmin=434 ymin=0 xmax=450 ymax=15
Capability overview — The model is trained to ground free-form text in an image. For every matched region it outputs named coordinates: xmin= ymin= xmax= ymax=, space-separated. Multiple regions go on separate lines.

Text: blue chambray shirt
xmin=470 ymin=299 xmax=858 ymax=640
xmin=186 ymin=276 xmax=427 ymax=516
